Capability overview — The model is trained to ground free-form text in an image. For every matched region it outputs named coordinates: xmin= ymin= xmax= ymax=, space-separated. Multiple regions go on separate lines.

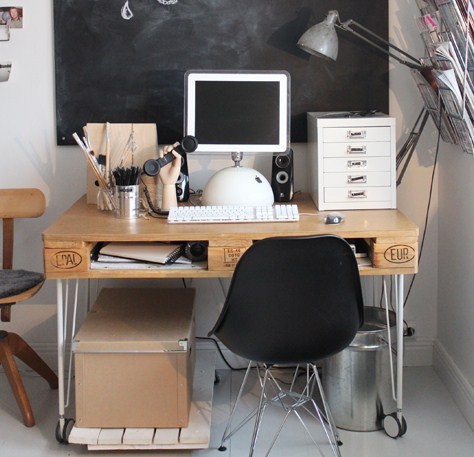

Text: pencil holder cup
xmin=116 ymin=185 xmax=139 ymax=219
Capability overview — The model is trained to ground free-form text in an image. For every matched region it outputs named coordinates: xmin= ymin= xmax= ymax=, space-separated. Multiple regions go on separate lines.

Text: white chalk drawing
xmin=121 ymin=0 xmax=178 ymax=21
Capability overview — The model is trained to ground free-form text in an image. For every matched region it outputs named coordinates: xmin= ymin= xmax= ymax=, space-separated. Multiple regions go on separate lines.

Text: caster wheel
xmin=400 ymin=416 xmax=408 ymax=436
xmin=55 ymin=418 xmax=75 ymax=444
xmin=383 ymin=412 xmax=406 ymax=438
xmin=55 ymin=421 xmax=65 ymax=444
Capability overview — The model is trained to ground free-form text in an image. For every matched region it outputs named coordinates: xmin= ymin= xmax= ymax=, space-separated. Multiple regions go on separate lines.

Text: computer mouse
xmin=324 ymin=212 xmax=345 ymax=225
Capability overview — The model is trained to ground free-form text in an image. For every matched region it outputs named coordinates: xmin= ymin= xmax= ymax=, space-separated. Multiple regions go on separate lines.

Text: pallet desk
xmin=42 ymin=193 xmax=418 ymax=448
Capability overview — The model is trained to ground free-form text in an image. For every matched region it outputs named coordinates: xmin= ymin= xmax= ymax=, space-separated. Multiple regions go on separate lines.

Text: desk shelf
xmin=68 ymin=350 xmax=216 ymax=450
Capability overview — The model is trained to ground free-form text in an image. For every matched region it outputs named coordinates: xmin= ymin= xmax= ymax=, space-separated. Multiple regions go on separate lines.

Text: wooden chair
xmin=0 ymin=188 xmax=58 ymax=427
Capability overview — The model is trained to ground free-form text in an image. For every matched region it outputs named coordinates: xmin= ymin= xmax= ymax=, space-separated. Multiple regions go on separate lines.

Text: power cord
xmin=402 ymin=106 xmax=442 ymax=309
xmin=141 ymin=178 xmax=169 ymax=217
xmin=196 ymin=336 xmax=315 ymax=385
xmin=378 ymin=107 xmax=442 ymax=336
xmin=196 ymin=336 xmax=247 ymax=371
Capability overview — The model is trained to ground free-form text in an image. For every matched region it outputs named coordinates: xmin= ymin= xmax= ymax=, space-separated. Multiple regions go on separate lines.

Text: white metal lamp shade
xmin=297 ymin=10 xmax=339 ymax=61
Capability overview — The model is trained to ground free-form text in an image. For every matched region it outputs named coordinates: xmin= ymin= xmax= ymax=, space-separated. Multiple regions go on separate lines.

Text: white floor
xmin=0 ymin=364 xmax=473 ymax=457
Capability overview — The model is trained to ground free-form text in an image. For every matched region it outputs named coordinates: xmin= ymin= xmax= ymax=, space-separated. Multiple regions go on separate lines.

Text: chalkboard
xmin=54 ymin=0 xmax=388 ymax=145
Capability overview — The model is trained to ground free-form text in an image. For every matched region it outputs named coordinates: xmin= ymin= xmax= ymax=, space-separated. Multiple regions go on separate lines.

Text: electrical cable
xmin=141 ymin=178 xmax=169 ymax=217
xmin=196 ymin=336 xmax=248 ymax=371
xmin=392 ymin=107 xmax=442 ymax=309
xmin=402 ymin=106 xmax=442 ymax=308
xmin=195 ymin=336 xmax=311 ymax=385
xmin=377 ymin=106 xmax=442 ymax=333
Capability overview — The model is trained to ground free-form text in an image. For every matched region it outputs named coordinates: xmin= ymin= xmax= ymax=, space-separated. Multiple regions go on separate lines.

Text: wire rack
xmin=414 ymin=0 xmax=474 ymax=154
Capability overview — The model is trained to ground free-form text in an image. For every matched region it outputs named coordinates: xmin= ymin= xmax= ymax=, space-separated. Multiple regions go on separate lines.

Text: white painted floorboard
xmin=0 ymin=365 xmax=473 ymax=456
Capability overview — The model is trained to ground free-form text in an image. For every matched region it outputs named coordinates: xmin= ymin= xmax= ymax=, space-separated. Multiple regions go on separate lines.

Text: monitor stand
xmin=202 ymin=152 xmax=274 ymax=206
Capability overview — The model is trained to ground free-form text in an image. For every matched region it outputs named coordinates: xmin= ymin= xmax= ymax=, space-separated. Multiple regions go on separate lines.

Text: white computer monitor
xmin=184 ymin=70 xmax=290 ymax=154
xmin=184 ymin=70 xmax=290 ymax=206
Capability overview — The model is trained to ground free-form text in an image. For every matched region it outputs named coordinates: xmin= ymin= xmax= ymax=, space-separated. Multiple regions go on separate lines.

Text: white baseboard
xmin=0 ymin=342 xmax=59 ymax=374
xmin=196 ymin=338 xmax=435 ymax=370
xmin=1 ymin=337 xmax=435 ymax=375
xmin=433 ymin=341 xmax=474 ymax=430
xmin=403 ymin=337 xmax=434 ymax=366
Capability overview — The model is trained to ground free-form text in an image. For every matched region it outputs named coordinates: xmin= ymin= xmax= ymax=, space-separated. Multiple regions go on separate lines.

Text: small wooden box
xmin=73 ymin=288 xmax=195 ymax=429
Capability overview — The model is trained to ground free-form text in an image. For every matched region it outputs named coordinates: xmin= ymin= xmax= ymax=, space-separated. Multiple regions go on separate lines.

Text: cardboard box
xmin=73 ymin=288 xmax=195 ymax=429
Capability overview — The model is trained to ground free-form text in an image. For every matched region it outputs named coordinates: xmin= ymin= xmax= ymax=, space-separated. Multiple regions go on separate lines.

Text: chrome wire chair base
xmin=218 ymin=361 xmax=342 ymax=457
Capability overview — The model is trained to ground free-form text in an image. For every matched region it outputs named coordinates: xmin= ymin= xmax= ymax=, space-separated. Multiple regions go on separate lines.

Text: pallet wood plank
xmin=68 ymin=426 xmax=101 ymax=445
xmin=123 ymin=428 xmax=154 ymax=445
xmin=97 ymin=428 xmax=125 ymax=445
xmin=153 ymin=427 xmax=180 ymax=445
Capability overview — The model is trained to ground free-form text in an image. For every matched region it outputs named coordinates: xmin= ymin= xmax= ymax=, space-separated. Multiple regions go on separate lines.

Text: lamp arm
xmin=337 ymin=19 xmax=424 ymax=70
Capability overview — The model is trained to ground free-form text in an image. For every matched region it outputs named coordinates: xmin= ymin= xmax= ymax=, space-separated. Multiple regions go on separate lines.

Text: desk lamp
xmin=297 ymin=10 xmax=432 ymax=185
xmin=297 ymin=10 xmax=424 ymax=70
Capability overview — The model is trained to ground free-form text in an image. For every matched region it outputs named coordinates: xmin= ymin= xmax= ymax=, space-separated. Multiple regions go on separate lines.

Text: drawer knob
xmin=347 ymin=130 xmax=367 ymax=139
xmin=348 ymin=190 xmax=367 ymax=199
xmin=347 ymin=160 xmax=367 ymax=169
xmin=347 ymin=175 xmax=367 ymax=184
xmin=347 ymin=145 xmax=367 ymax=154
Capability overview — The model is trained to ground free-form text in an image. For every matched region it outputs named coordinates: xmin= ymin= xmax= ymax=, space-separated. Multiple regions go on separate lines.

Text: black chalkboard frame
xmin=53 ymin=0 xmax=389 ymax=146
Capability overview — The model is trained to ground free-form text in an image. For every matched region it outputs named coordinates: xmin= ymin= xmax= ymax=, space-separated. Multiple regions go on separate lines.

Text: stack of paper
xmin=98 ymin=242 xmax=190 ymax=265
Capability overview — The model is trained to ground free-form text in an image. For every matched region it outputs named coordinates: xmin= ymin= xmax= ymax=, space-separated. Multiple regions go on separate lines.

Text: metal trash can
xmin=323 ymin=306 xmax=396 ymax=431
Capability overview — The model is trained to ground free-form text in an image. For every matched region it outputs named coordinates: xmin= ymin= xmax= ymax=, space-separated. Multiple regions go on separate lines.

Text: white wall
xmin=4 ymin=1 xmax=472 ymax=416
xmin=391 ymin=0 xmax=474 ymax=428
xmin=436 ymin=142 xmax=474 ymax=427
xmin=1 ymin=0 xmax=87 ymax=364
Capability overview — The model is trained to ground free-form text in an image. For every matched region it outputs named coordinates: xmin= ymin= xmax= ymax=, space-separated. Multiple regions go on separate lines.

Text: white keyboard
xmin=168 ymin=204 xmax=300 ymax=224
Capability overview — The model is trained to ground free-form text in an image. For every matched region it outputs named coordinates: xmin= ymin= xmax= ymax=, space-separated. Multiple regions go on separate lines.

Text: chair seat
xmin=0 ymin=270 xmax=44 ymax=299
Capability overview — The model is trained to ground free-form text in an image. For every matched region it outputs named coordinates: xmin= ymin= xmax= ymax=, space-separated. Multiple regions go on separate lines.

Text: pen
xmin=113 ymin=166 xmax=141 ymax=186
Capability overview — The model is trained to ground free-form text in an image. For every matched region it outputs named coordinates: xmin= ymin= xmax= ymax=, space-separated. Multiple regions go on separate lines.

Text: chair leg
xmin=6 ymin=332 xmax=58 ymax=389
xmin=0 ymin=338 xmax=35 ymax=427
xmin=219 ymin=360 xmax=255 ymax=451
xmin=312 ymin=364 xmax=342 ymax=457
xmin=249 ymin=366 xmax=271 ymax=457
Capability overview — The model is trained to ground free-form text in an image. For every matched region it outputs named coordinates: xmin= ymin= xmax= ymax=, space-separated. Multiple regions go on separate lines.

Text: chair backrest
xmin=209 ymin=235 xmax=364 ymax=365
xmin=0 ymin=188 xmax=45 ymax=269
xmin=0 ymin=188 xmax=46 ymax=321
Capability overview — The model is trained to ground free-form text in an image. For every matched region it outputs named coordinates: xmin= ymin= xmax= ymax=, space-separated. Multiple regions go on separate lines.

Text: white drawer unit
xmin=307 ymin=112 xmax=396 ymax=210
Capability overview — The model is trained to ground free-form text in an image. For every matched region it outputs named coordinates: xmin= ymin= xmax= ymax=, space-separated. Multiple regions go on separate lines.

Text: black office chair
xmin=209 ymin=235 xmax=364 ymax=457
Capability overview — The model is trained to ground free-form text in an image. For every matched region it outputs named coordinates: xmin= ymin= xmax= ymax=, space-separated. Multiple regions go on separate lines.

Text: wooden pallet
xmin=68 ymin=350 xmax=216 ymax=450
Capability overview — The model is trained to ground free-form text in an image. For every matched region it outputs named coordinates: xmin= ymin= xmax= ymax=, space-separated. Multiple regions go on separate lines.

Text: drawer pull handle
xmin=348 ymin=190 xmax=367 ymax=199
xmin=348 ymin=175 xmax=367 ymax=184
xmin=347 ymin=145 xmax=367 ymax=154
xmin=347 ymin=160 xmax=367 ymax=169
xmin=347 ymin=130 xmax=367 ymax=139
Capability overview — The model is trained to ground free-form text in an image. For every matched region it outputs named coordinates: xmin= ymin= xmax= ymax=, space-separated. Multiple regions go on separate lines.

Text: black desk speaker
xmin=176 ymin=152 xmax=190 ymax=202
xmin=271 ymin=149 xmax=294 ymax=202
